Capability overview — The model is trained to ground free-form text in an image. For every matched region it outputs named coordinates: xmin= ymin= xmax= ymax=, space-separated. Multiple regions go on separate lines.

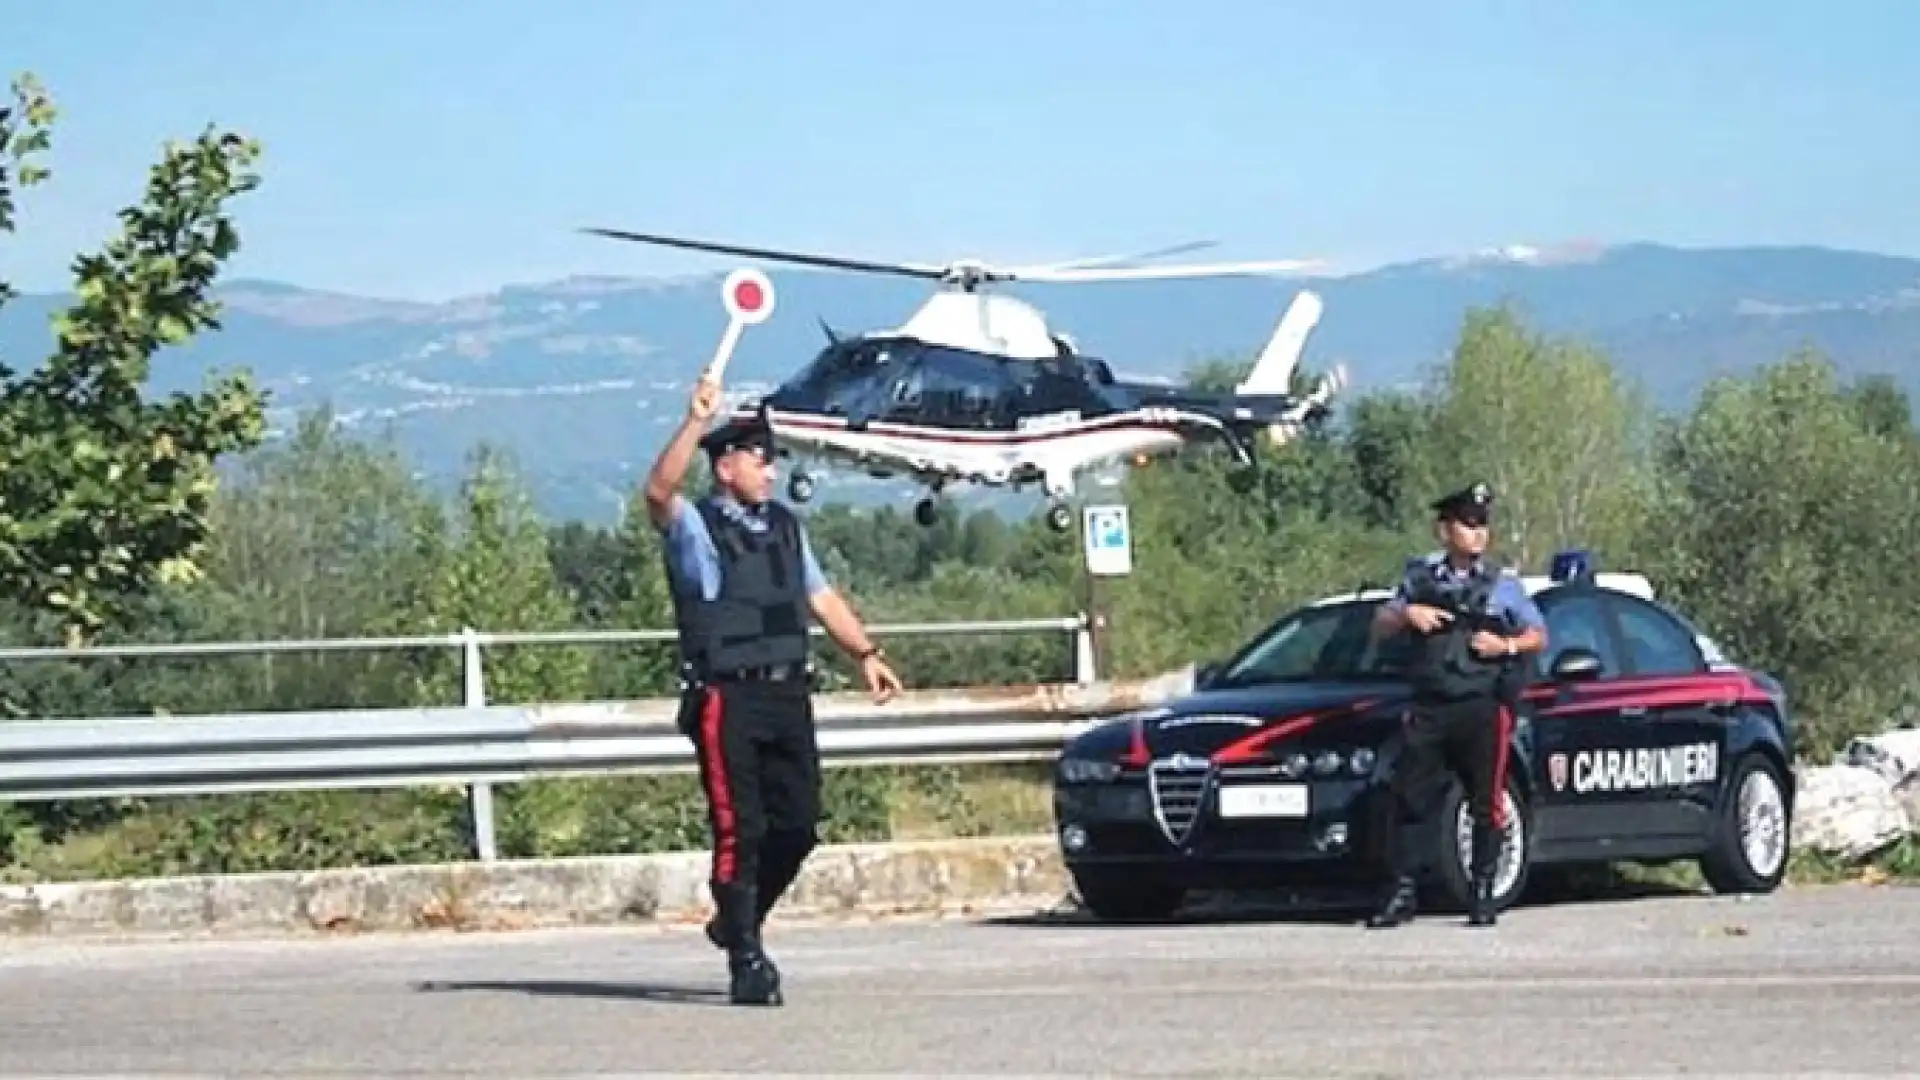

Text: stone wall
xmin=0 ymin=835 xmax=1069 ymax=939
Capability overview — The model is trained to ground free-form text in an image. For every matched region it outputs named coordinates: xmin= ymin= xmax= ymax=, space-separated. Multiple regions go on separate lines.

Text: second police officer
xmin=644 ymin=374 xmax=904 ymax=1007
xmin=1365 ymin=481 xmax=1547 ymax=929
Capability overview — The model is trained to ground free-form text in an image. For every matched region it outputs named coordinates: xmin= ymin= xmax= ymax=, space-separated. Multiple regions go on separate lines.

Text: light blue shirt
xmin=1384 ymin=552 xmax=1545 ymax=631
xmin=658 ymin=493 xmax=829 ymax=602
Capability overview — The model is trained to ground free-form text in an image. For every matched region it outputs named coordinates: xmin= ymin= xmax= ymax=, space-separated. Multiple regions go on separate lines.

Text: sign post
xmin=704 ymin=267 xmax=775 ymax=383
xmin=1080 ymin=504 xmax=1132 ymax=678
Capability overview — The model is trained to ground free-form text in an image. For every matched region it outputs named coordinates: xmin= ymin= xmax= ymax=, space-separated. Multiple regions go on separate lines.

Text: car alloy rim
xmin=1738 ymin=768 xmax=1787 ymax=878
xmin=1454 ymin=789 xmax=1524 ymax=900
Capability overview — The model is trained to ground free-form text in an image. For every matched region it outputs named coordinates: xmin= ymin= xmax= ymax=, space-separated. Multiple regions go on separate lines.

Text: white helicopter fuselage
xmin=735 ymin=284 xmax=1338 ymax=500
xmin=748 ymin=405 xmax=1194 ymax=497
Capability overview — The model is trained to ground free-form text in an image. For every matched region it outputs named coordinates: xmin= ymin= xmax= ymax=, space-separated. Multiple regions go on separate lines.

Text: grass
xmin=885 ymin=762 xmax=1058 ymax=840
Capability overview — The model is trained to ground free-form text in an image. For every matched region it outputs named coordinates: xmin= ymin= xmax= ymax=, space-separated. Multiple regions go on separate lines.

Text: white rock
xmin=1842 ymin=728 xmax=1920 ymax=787
xmin=1792 ymin=763 xmax=1910 ymax=860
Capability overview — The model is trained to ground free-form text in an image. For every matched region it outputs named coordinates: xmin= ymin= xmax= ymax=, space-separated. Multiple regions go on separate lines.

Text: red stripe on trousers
xmin=1490 ymin=705 xmax=1514 ymax=830
xmin=697 ymin=687 xmax=738 ymax=883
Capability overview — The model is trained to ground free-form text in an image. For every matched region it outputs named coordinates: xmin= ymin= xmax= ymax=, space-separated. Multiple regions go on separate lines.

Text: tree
xmin=1644 ymin=354 xmax=1920 ymax=748
xmin=1345 ymin=389 xmax=1433 ymax=531
xmin=1417 ymin=306 xmax=1653 ymax=569
xmin=399 ymin=445 xmax=592 ymax=706
xmin=0 ymin=72 xmax=268 ymax=646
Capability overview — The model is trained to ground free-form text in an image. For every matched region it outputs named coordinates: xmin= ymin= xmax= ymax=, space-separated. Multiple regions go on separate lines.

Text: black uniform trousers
xmin=682 ymin=674 xmax=822 ymax=939
xmin=1380 ymin=693 xmax=1514 ymax=879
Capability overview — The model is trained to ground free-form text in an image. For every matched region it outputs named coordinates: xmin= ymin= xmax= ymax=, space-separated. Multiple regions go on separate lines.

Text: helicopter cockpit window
xmin=878 ymin=346 xmax=1008 ymax=430
xmin=775 ymin=342 xmax=895 ymax=416
xmin=889 ymin=368 xmax=923 ymax=407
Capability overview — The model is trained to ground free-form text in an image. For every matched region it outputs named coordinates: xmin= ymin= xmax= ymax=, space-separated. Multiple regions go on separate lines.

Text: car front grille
xmin=1147 ymin=756 xmax=1213 ymax=845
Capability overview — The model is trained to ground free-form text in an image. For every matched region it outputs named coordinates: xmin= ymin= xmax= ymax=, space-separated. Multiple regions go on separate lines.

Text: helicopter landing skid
xmin=913 ymin=477 xmax=947 ymax=527
xmin=1037 ymin=469 xmax=1079 ymax=533
xmin=1220 ymin=428 xmax=1258 ymax=469
xmin=787 ymin=468 xmax=817 ymax=503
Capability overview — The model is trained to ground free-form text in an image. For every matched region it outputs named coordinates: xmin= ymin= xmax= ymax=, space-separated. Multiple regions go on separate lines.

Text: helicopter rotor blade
xmin=1007 ymin=258 xmax=1329 ymax=283
xmin=1011 ymin=240 xmax=1221 ymax=274
xmin=580 ymin=227 xmax=951 ymax=281
xmin=580 ymin=227 xmax=1323 ymax=288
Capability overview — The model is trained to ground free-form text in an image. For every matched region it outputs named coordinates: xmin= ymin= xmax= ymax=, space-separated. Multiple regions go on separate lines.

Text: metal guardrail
xmin=0 ymin=682 xmax=1161 ymax=799
xmin=0 ymin=615 xmax=1092 ymax=663
xmin=0 ymin=615 xmax=1124 ymax=861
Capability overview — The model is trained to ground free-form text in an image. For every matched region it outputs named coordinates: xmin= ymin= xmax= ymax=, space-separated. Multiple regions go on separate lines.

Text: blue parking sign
xmin=1083 ymin=504 xmax=1132 ymax=577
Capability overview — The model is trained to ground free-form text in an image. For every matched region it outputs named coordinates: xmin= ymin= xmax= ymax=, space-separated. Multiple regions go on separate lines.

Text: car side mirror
xmin=1194 ymin=661 xmax=1221 ymax=689
xmin=1549 ymin=647 xmax=1604 ymax=682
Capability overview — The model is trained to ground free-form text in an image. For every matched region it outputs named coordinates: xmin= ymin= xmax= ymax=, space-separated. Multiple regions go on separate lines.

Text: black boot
xmin=1467 ymin=821 xmax=1502 ymax=928
xmin=1365 ymin=875 xmax=1419 ymax=929
xmin=1467 ymin=873 xmax=1497 ymax=927
xmin=715 ymin=883 xmax=782 ymax=1006
xmin=705 ymin=831 xmax=814 ymax=951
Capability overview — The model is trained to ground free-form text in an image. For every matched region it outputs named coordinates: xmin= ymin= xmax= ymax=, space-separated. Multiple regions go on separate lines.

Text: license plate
xmin=1217 ymin=783 xmax=1308 ymax=818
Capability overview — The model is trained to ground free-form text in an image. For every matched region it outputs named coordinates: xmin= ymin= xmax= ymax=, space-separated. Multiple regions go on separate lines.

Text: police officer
xmin=1364 ymin=481 xmax=1546 ymax=929
xmin=644 ymin=374 xmax=904 ymax=1006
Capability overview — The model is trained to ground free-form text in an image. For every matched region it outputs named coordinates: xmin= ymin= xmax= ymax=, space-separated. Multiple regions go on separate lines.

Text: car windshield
xmin=1210 ymin=597 xmax=1413 ymax=688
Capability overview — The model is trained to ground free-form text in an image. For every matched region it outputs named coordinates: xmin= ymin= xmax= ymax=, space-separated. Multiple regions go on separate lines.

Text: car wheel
xmin=1069 ymin=866 xmax=1186 ymax=922
xmin=1699 ymin=752 xmax=1791 ymax=894
xmin=1429 ymin=770 xmax=1533 ymax=913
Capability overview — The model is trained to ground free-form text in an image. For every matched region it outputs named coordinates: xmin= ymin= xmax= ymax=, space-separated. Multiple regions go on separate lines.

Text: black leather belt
xmin=704 ymin=663 xmax=806 ymax=684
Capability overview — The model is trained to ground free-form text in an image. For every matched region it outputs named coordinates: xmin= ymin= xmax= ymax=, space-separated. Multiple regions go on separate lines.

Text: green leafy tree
xmin=0 ymin=73 xmax=268 ymax=645
xmin=1344 ymin=389 xmax=1434 ymax=531
xmin=1416 ymin=306 xmax=1654 ymax=569
xmin=399 ymin=444 xmax=592 ymax=706
xmin=1643 ymin=353 xmax=1920 ymax=749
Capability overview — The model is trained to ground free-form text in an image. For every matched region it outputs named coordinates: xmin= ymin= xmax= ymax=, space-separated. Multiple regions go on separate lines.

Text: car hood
xmin=1070 ymin=681 xmax=1412 ymax=764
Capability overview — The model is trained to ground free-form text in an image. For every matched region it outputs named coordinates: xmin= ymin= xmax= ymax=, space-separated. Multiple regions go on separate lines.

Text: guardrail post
xmin=459 ymin=627 xmax=499 ymax=863
xmin=1073 ymin=612 xmax=1097 ymax=685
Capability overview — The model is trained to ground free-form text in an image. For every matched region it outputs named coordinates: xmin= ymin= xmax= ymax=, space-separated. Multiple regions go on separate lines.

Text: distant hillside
xmin=3 ymin=241 xmax=1916 ymax=523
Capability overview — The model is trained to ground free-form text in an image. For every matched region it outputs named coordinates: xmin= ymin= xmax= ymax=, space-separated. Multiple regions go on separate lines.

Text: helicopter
xmin=583 ymin=227 xmax=1350 ymax=532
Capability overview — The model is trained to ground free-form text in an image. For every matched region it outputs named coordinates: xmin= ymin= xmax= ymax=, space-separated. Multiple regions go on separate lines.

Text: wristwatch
xmin=857 ymin=645 xmax=884 ymax=661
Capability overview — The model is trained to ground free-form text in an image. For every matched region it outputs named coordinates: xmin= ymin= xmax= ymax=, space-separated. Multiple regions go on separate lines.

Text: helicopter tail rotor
xmin=1263 ymin=362 xmax=1348 ymax=446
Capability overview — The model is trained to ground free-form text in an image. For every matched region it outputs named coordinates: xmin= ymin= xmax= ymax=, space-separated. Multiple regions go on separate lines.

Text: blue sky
xmin=6 ymin=0 xmax=1916 ymax=301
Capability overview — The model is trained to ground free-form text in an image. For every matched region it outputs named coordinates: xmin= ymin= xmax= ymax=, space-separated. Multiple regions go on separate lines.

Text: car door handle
xmin=1619 ymin=705 xmax=1647 ymax=717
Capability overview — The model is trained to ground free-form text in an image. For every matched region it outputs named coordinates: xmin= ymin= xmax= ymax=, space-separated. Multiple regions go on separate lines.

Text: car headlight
xmin=1349 ymin=747 xmax=1377 ymax=776
xmin=1058 ymin=757 xmax=1122 ymax=784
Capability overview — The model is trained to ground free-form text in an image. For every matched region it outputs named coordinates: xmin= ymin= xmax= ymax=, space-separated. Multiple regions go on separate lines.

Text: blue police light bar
xmin=1550 ymin=549 xmax=1595 ymax=582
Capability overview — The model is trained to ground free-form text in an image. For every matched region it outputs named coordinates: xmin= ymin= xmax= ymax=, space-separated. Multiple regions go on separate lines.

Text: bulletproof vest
xmin=1403 ymin=558 xmax=1524 ymax=702
xmin=671 ymin=497 xmax=812 ymax=678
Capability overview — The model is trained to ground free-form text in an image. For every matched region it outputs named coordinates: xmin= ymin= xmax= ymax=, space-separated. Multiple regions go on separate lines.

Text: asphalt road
xmin=3 ymin=885 xmax=1919 ymax=1077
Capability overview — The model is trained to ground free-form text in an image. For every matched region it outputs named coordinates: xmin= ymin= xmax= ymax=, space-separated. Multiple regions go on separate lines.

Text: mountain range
xmin=3 ymin=240 xmax=1917 ymax=524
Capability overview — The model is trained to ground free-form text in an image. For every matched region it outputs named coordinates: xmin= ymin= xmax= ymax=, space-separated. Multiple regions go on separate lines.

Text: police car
xmin=1050 ymin=551 xmax=1797 ymax=920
